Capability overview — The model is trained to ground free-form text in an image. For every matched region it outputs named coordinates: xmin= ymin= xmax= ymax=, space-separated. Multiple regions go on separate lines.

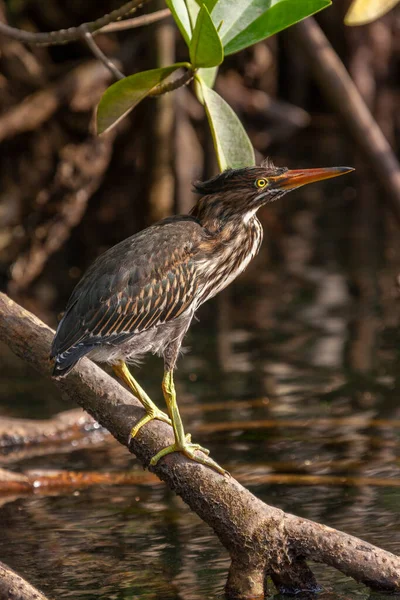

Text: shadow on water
xmin=1 ymin=134 xmax=400 ymax=598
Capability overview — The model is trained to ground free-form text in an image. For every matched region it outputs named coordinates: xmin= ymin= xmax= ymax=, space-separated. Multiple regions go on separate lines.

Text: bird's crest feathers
xmin=193 ymin=160 xmax=287 ymax=195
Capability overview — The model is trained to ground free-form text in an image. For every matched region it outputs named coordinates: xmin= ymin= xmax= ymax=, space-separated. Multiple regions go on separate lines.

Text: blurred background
xmin=0 ymin=0 xmax=400 ymax=598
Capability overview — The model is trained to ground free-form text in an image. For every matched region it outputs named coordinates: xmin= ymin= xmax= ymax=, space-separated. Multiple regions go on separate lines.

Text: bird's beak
xmin=270 ymin=166 xmax=355 ymax=190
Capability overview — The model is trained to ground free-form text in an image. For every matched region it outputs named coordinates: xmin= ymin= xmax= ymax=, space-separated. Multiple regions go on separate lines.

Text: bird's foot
xmin=150 ymin=437 xmax=228 ymax=476
xmin=128 ymin=408 xmax=172 ymax=443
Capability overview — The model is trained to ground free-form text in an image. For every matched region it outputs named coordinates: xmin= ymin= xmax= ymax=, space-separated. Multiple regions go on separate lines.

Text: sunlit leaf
xmin=190 ymin=5 xmax=224 ymax=68
xmin=345 ymin=0 xmax=400 ymax=25
xmin=196 ymin=77 xmax=255 ymax=171
xmin=186 ymin=0 xmax=200 ymax=30
xmin=198 ymin=66 xmax=219 ymax=88
xmin=166 ymin=0 xmax=192 ymax=45
xmin=194 ymin=0 xmax=219 ymax=10
xmin=97 ymin=64 xmax=186 ymax=134
xmin=211 ymin=0 xmax=331 ymax=55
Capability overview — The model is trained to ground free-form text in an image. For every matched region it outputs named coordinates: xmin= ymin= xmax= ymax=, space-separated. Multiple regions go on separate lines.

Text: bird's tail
xmin=51 ymin=344 xmax=94 ymax=377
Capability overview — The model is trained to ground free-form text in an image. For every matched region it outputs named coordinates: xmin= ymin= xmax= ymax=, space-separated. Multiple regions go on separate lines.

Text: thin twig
xmin=0 ymin=0 xmax=149 ymax=46
xmin=83 ymin=29 xmax=125 ymax=80
xmin=100 ymin=8 xmax=171 ymax=33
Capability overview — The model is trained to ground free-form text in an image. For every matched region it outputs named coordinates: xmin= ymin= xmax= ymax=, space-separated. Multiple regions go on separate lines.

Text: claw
xmin=128 ymin=408 xmax=172 ymax=443
xmin=155 ymin=370 xmax=227 ymax=475
xmin=189 ymin=442 xmax=210 ymax=456
xmin=150 ymin=439 xmax=227 ymax=475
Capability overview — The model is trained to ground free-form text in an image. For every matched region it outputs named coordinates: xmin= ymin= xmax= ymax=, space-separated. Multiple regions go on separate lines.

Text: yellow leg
xmin=112 ymin=361 xmax=171 ymax=440
xmin=150 ymin=371 xmax=228 ymax=475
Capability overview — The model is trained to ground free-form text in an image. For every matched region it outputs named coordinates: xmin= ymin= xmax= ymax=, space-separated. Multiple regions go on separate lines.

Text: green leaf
xmin=194 ymin=0 xmax=219 ymax=10
xmin=211 ymin=0 xmax=331 ymax=55
xmin=185 ymin=0 xmax=201 ymax=30
xmin=197 ymin=77 xmax=255 ymax=171
xmin=198 ymin=66 xmax=219 ymax=88
xmin=190 ymin=5 xmax=224 ymax=68
xmin=97 ymin=65 xmax=185 ymax=134
xmin=344 ymin=0 xmax=400 ymax=25
xmin=166 ymin=0 xmax=192 ymax=45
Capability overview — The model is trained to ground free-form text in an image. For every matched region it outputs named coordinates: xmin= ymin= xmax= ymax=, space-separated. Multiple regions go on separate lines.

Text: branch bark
xmin=0 ymin=292 xmax=399 ymax=597
xmin=0 ymin=560 xmax=50 ymax=600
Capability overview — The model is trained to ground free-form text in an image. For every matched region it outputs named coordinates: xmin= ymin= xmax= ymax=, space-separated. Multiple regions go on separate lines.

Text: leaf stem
xmin=149 ymin=67 xmax=196 ymax=96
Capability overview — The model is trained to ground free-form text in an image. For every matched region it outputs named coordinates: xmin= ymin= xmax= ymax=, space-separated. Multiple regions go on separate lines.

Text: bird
xmin=50 ymin=161 xmax=354 ymax=474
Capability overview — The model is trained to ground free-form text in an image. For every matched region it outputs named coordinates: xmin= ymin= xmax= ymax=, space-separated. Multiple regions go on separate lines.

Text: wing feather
xmin=51 ymin=218 xmax=205 ymax=360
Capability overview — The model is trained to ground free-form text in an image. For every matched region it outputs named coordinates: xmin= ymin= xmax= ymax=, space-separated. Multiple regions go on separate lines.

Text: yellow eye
xmin=256 ymin=178 xmax=268 ymax=188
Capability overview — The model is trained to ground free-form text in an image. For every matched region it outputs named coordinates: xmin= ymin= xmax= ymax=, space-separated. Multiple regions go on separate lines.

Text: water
xmin=1 ymin=155 xmax=400 ymax=598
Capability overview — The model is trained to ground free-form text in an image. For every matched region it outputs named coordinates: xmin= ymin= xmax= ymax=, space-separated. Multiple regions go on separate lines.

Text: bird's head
xmin=192 ymin=160 xmax=354 ymax=227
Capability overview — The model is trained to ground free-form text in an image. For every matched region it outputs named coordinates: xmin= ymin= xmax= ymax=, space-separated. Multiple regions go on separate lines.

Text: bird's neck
xmin=190 ymin=195 xmax=258 ymax=237
xmin=190 ymin=200 xmax=263 ymax=306
xmin=190 ymin=196 xmax=263 ymax=271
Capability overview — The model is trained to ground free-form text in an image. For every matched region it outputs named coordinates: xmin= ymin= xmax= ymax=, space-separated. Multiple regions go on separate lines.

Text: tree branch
xmin=0 ymin=4 xmax=191 ymax=89
xmin=0 ymin=292 xmax=399 ymax=597
xmin=0 ymin=467 xmax=159 ymax=495
xmin=0 ymin=0 xmax=149 ymax=46
xmin=83 ymin=29 xmax=125 ymax=80
xmin=0 ymin=409 xmax=100 ymax=449
xmin=3 ymin=410 xmax=400 ymax=488
xmin=9 ymin=132 xmax=116 ymax=293
xmin=100 ymin=8 xmax=171 ymax=33
xmin=0 ymin=60 xmax=113 ymax=143
xmin=292 ymin=18 xmax=400 ymax=225
xmin=0 ymin=560 xmax=50 ymax=600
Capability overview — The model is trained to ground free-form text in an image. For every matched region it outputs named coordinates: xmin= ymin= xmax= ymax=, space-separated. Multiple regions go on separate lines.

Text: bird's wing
xmin=51 ymin=218 xmax=204 ymax=358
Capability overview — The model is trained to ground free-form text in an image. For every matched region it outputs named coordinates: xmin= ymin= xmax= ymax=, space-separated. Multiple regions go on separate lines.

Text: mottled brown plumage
xmin=51 ymin=162 xmax=353 ymax=473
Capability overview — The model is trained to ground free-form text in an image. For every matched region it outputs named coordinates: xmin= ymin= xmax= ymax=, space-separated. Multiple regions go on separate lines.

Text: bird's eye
xmin=255 ymin=178 xmax=268 ymax=189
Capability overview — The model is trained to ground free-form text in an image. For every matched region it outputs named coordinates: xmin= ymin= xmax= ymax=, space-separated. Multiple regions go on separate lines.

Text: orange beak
xmin=270 ymin=166 xmax=354 ymax=190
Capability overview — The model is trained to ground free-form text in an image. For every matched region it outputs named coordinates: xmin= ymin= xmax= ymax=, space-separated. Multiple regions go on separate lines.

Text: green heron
xmin=51 ymin=162 xmax=353 ymax=474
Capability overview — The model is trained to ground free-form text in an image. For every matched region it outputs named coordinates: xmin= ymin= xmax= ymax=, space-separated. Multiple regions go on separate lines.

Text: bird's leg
xmin=150 ymin=370 xmax=227 ymax=475
xmin=112 ymin=361 xmax=171 ymax=440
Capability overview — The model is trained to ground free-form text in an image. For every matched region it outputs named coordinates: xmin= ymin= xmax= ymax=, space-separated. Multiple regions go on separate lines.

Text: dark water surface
xmin=1 ymin=158 xmax=400 ymax=599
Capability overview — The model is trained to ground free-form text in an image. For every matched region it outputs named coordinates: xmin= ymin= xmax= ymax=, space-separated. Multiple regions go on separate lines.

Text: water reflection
xmin=0 ymin=470 xmax=398 ymax=599
xmin=1 ymin=167 xmax=400 ymax=598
